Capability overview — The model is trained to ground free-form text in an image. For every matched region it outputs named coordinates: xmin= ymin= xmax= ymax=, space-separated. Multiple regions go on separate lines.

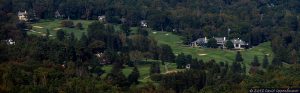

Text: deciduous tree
xmin=150 ymin=63 xmax=161 ymax=75
xmin=206 ymin=38 xmax=218 ymax=48
xmin=225 ymin=40 xmax=234 ymax=49
xmin=56 ymin=29 xmax=65 ymax=41
xmin=235 ymin=51 xmax=243 ymax=62
xmin=128 ymin=67 xmax=140 ymax=85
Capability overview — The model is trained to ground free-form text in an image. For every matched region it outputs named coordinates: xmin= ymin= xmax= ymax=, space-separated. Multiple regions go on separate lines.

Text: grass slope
xmin=29 ymin=20 xmax=274 ymax=81
xmin=150 ymin=31 xmax=273 ymax=66
xmin=29 ymin=20 xmax=94 ymax=38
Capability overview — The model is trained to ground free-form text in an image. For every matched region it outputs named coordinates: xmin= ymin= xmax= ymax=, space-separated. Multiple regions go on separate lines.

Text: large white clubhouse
xmin=191 ymin=37 xmax=249 ymax=49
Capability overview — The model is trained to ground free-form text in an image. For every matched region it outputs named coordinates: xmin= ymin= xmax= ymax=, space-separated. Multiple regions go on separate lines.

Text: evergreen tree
xmin=220 ymin=61 xmax=229 ymax=77
xmin=137 ymin=27 xmax=149 ymax=36
xmin=206 ymin=38 xmax=218 ymax=48
xmin=106 ymin=71 xmax=128 ymax=88
xmin=0 ymin=5 xmax=22 ymax=40
xmin=69 ymin=32 xmax=76 ymax=43
xmin=46 ymin=29 xmax=50 ymax=39
xmin=272 ymin=55 xmax=283 ymax=67
xmin=175 ymin=53 xmax=186 ymax=69
xmin=225 ymin=40 xmax=234 ymax=49
xmin=79 ymin=33 xmax=89 ymax=47
xmin=262 ymin=55 xmax=269 ymax=68
xmin=68 ymin=46 xmax=77 ymax=62
xmin=111 ymin=56 xmax=124 ymax=74
xmin=87 ymin=22 xmax=105 ymax=39
xmin=249 ymin=56 xmax=261 ymax=74
xmin=159 ymin=44 xmax=175 ymax=65
xmin=190 ymin=59 xmax=204 ymax=70
xmin=121 ymin=23 xmax=131 ymax=36
xmin=150 ymin=63 xmax=161 ymax=75
xmin=91 ymin=66 xmax=105 ymax=76
xmin=0 ymin=43 xmax=8 ymax=62
xmin=56 ymin=29 xmax=65 ymax=41
xmin=243 ymin=63 xmax=246 ymax=73
xmin=235 ymin=51 xmax=243 ymax=62
xmin=106 ymin=56 xmax=129 ymax=87
xmin=88 ymin=40 xmax=106 ymax=53
xmin=129 ymin=50 xmax=143 ymax=66
xmin=186 ymin=55 xmax=192 ymax=65
xmin=128 ymin=67 xmax=140 ymax=85
xmin=61 ymin=20 xmax=74 ymax=28
xmin=76 ymin=22 xmax=83 ymax=30
xmin=231 ymin=61 xmax=242 ymax=73
xmin=251 ymin=56 xmax=260 ymax=67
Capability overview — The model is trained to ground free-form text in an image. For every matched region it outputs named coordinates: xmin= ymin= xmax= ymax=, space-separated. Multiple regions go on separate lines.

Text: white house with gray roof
xmin=18 ymin=11 xmax=28 ymax=21
xmin=191 ymin=37 xmax=248 ymax=49
xmin=231 ymin=38 xmax=248 ymax=49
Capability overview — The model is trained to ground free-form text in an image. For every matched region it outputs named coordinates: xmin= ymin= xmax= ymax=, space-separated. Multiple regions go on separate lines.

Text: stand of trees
xmin=1 ymin=0 xmax=300 ymax=92
xmin=150 ymin=52 xmax=300 ymax=93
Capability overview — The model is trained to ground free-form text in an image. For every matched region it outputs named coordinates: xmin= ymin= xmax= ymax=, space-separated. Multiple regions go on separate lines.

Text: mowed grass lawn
xmin=101 ymin=60 xmax=178 ymax=82
xmin=29 ymin=20 xmax=95 ymax=38
xmin=30 ymin=20 xmax=124 ymax=38
xmin=150 ymin=31 xmax=274 ymax=67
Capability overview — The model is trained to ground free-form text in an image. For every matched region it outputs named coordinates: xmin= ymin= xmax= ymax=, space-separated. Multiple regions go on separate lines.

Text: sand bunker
xmin=33 ymin=26 xmax=44 ymax=29
xmin=198 ymin=54 xmax=207 ymax=56
xmin=54 ymin=28 xmax=62 ymax=31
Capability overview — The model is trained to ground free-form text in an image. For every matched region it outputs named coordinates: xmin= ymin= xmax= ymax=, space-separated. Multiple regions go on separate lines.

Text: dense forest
xmin=1 ymin=0 xmax=300 ymax=93
xmin=5 ymin=0 xmax=300 ymax=46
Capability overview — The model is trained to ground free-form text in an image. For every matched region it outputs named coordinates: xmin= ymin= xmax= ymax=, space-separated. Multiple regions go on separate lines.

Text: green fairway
xmin=30 ymin=20 xmax=274 ymax=78
xmin=150 ymin=31 xmax=274 ymax=66
xmin=101 ymin=60 xmax=178 ymax=82
xmin=29 ymin=20 xmax=95 ymax=38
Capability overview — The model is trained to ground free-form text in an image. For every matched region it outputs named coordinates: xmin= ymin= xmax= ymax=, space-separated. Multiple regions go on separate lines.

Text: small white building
xmin=186 ymin=64 xmax=191 ymax=69
xmin=95 ymin=53 xmax=104 ymax=58
xmin=98 ymin=16 xmax=106 ymax=22
xmin=18 ymin=11 xmax=28 ymax=21
xmin=140 ymin=20 xmax=148 ymax=27
xmin=6 ymin=39 xmax=15 ymax=45
xmin=120 ymin=18 xmax=127 ymax=23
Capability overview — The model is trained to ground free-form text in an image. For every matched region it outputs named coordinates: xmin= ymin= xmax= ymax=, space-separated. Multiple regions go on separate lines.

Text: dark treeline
xmin=5 ymin=0 xmax=300 ymax=46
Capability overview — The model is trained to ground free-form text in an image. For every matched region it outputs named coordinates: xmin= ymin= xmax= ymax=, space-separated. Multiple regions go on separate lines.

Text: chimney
xmin=224 ymin=37 xmax=226 ymax=41
xmin=205 ymin=37 xmax=207 ymax=43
